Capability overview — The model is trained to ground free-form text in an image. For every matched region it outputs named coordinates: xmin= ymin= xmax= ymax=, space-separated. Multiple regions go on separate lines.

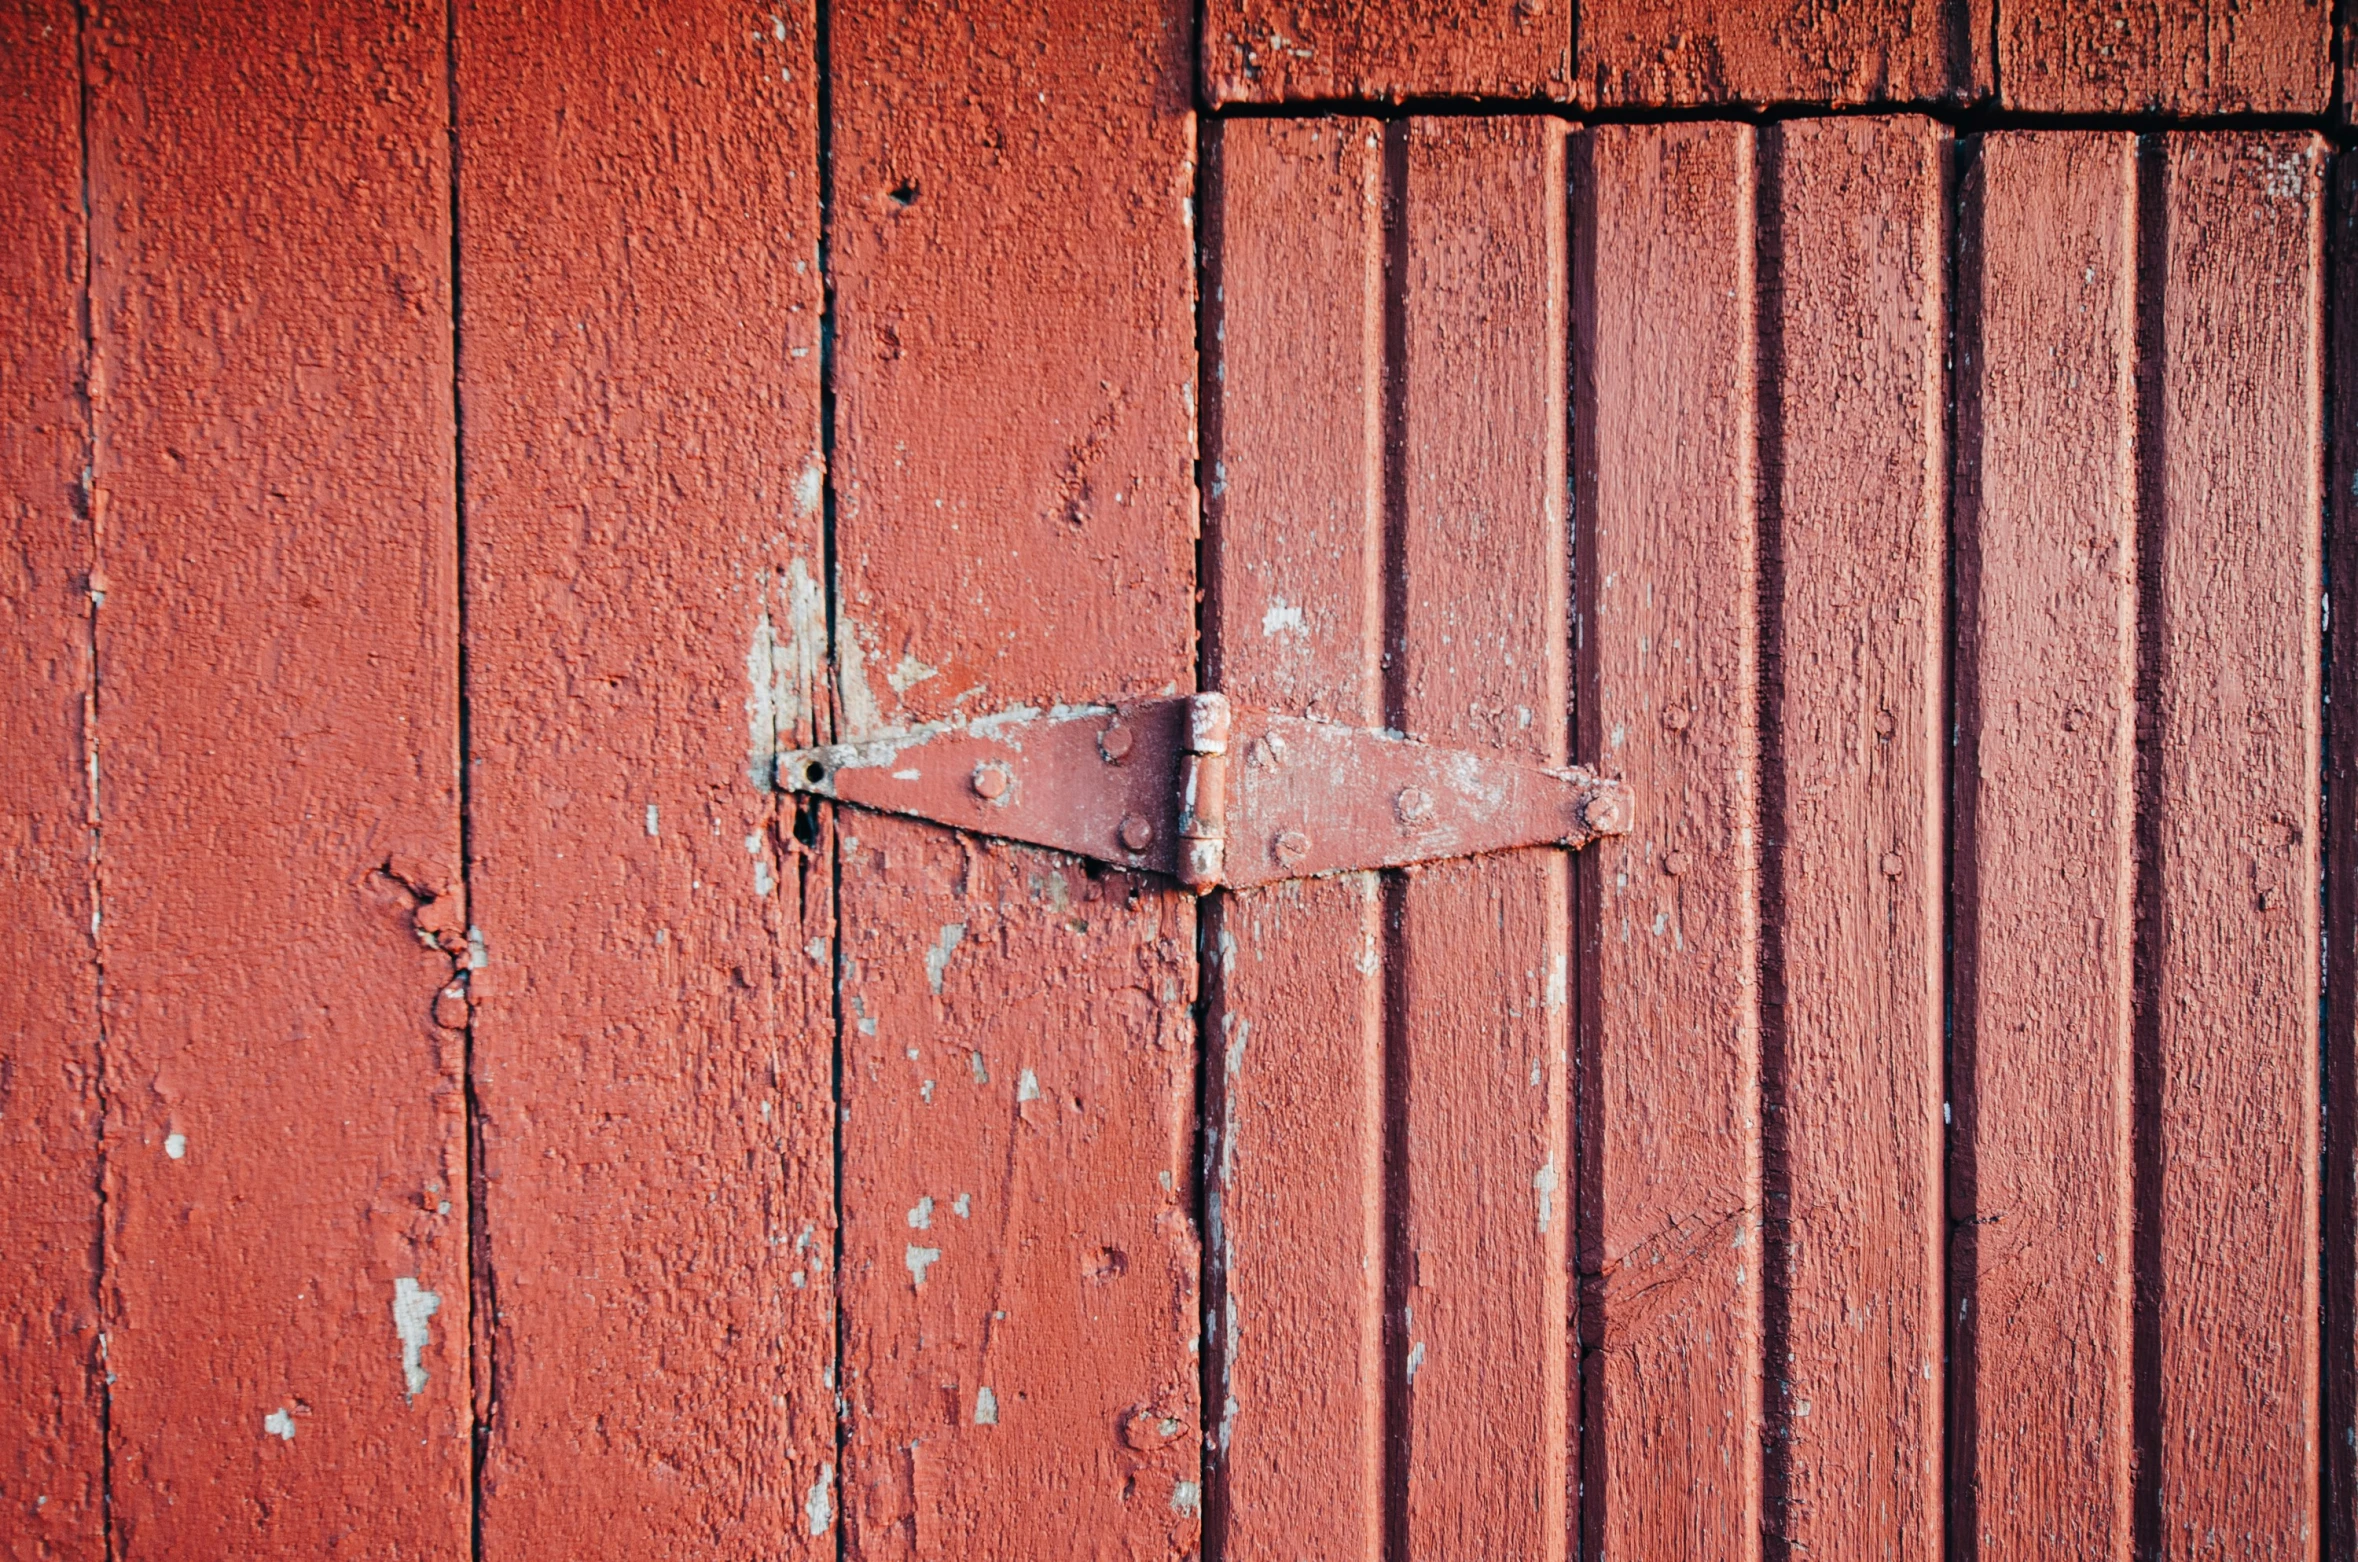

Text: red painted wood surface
xmin=1577 ymin=0 xmax=1981 ymax=106
xmin=1394 ymin=115 xmax=1571 ymax=1559
xmin=1199 ymin=116 xmax=1387 ymax=1562
xmin=453 ymin=2 xmax=833 ymax=1553
xmin=2145 ymin=130 xmax=2323 ymax=1559
xmin=83 ymin=1 xmax=471 ymax=1553
xmin=1949 ymin=130 xmax=2139 ymax=1558
xmin=1201 ymin=0 xmax=1570 ymax=104
xmin=2001 ymin=0 xmax=2328 ymax=113
xmin=1572 ymin=120 xmax=1762 ymax=1561
xmin=1764 ymin=116 xmax=1947 ymax=1561
xmin=830 ymin=2 xmax=1203 ymax=1555
xmin=0 ymin=3 xmax=103 ymax=1553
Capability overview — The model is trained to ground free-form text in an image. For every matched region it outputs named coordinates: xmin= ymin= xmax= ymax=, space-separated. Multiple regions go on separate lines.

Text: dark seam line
xmin=1939 ymin=129 xmax=1983 ymax=1562
xmin=2319 ymin=140 xmax=2349 ymax=1562
xmin=71 ymin=2 xmax=112 ymax=1554
xmin=1564 ymin=124 xmax=1594 ymax=1562
xmin=441 ymin=12 xmax=493 ymax=1559
xmin=1754 ymin=120 xmax=1794 ymax=1562
xmin=1378 ymin=117 xmax=1413 ymax=1562
xmin=814 ymin=2 xmax=850 ymax=1557
xmin=2129 ymin=130 xmax=2170 ymax=1562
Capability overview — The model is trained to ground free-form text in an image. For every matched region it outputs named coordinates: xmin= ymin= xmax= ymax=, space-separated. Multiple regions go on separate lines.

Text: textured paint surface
xmin=830 ymin=1 xmax=1203 ymax=1555
xmin=2328 ymin=142 xmax=2358 ymax=1562
xmin=1202 ymin=0 xmax=1570 ymax=103
xmin=83 ymin=1 xmax=471 ymax=1553
xmin=1572 ymin=120 xmax=1761 ymax=1562
xmin=1576 ymin=0 xmax=1980 ymax=106
xmin=453 ymin=3 xmax=833 ymax=1553
xmin=1763 ymin=116 xmax=1947 ymax=1562
xmin=1394 ymin=116 xmax=1571 ymax=1561
xmin=831 ymin=0 xmax=1198 ymax=730
xmin=0 ymin=2 xmax=104 ymax=1553
xmin=2145 ymin=131 xmax=2322 ymax=1559
xmin=1950 ymin=131 xmax=2138 ymax=1558
xmin=2001 ymin=0 xmax=2328 ymax=113
xmin=1200 ymin=116 xmax=1387 ymax=1562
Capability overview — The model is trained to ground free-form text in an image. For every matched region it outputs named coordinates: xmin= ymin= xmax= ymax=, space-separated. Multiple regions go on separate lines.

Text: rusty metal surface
xmin=779 ymin=696 xmax=1632 ymax=888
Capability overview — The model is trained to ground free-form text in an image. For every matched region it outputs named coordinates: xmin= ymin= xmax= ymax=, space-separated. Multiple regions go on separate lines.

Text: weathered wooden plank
xmin=830 ymin=3 xmax=1203 ymax=1556
xmin=1950 ymin=129 xmax=2138 ymax=1559
xmin=0 ymin=2 xmax=104 ymax=1553
xmin=1576 ymin=0 xmax=1975 ymax=107
xmin=2326 ymin=138 xmax=2358 ymax=1562
xmin=1763 ymin=115 xmax=1946 ymax=1562
xmin=831 ymin=0 xmax=1198 ymax=731
xmin=2145 ymin=130 xmax=2322 ymax=1559
xmin=2001 ymin=0 xmax=2328 ymax=114
xmin=1571 ymin=120 xmax=1761 ymax=1562
xmin=1202 ymin=0 xmax=1570 ymax=104
xmin=1394 ymin=115 xmax=1569 ymax=1560
xmin=83 ymin=1 xmax=470 ymax=1552
xmin=453 ymin=2 xmax=833 ymax=1553
xmin=1199 ymin=116 xmax=1386 ymax=1562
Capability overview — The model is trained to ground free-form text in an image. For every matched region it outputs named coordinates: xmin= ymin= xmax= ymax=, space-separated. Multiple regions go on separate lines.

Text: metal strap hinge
xmin=778 ymin=693 xmax=1633 ymax=891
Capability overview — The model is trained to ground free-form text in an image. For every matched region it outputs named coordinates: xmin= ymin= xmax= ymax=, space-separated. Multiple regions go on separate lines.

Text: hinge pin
xmin=1177 ymin=693 xmax=1233 ymax=890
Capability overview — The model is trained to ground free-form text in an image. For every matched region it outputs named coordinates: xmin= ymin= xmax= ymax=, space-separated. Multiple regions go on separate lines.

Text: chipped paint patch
xmin=1016 ymin=1068 xmax=1041 ymax=1103
xmin=975 ymin=1385 xmax=999 ymax=1424
xmin=645 ymin=804 xmax=659 ymax=838
xmin=952 ymin=1193 xmax=971 ymax=1218
xmin=806 ymin=1462 xmax=835 ymax=1535
xmin=1260 ymin=598 xmax=1305 ymax=638
xmin=794 ymin=453 xmax=826 ymax=517
xmin=889 ymin=652 xmax=941 ymax=695
xmin=907 ymin=1195 xmax=934 ymax=1230
xmin=1534 ymin=1160 xmax=1558 ymax=1235
xmin=906 ymin=1245 xmax=942 ymax=1286
xmin=1406 ymin=1340 xmax=1425 ymax=1384
xmin=263 ymin=1407 xmax=296 ymax=1441
xmin=164 ymin=1132 xmax=186 ymax=1160
xmin=1171 ymin=1480 xmax=1201 ymax=1515
xmin=392 ymin=1277 xmax=440 ymax=1400
xmin=925 ymin=922 xmax=966 ymax=994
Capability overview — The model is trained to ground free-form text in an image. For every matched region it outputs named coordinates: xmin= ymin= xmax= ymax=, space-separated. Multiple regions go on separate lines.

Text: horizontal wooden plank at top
xmin=1202 ymin=0 xmax=1569 ymax=104
xmin=2001 ymin=0 xmax=2329 ymax=114
xmin=0 ymin=1 xmax=104 ymax=1554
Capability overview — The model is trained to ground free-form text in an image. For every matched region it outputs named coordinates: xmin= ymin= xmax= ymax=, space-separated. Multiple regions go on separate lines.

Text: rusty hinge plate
xmin=778 ymin=694 xmax=1632 ymax=891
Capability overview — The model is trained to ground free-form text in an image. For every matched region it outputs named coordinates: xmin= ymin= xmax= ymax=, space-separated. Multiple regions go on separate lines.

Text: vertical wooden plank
xmin=1999 ymin=1 xmax=2328 ymax=114
xmin=2326 ymin=140 xmax=2358 ymax=1562
xmin=454 ymin=2 xmax=831 ymax=1553
xmin=1394 ymin=114 xmax=1569 ymax=1561
xmin=1199 ymin=117 xmax=1386 ymax=1562
xmin=1571 ymin=120 xmax=1761 ymax=1561
xmin=1763 ymin=115 xmax=1946 ymax=1562
xmin=2147 ymin=130 xmax=2323 ymax=1559
xmin=1950 ymin=130 xmax=2138 ymax=1559
xmin=831 ymin=2 xmax=1202 ymax=1556
xmin=0 ymin=2 xmax=104 ymax=1553
xmin=83 ymin=1 xmax=470 ymax=1553
xmin=1202 ymin=1 xmax=1571 ymax=104
xmin=1576 ymin=0 xmax=1971 ymax=107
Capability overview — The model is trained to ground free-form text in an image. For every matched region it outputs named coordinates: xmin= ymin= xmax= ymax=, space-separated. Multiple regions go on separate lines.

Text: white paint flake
xmin=645 ymin=804 xmax=659 ymax=838
xmin=953 ymin=1193 xmax=971 ymax=1218
xmin=794 ymin=454 xmax=826 ymax=517
xmin=888 ymin=652 xmax=941 ymax=695
xmin=1172 ymin=1480 xmax=1201 ymax=1515
xmin=1016 ymin=1068 xmax=1041 ymax=1104
xmin=1260 ymin=599 xmax=1305 ymax=638
xmin=1534 ymin=1160 xmax=1558 ymax=1235
xmin=1406 ymin=1341 xmax=1425 ymax=1384
xmin=806 ymin=1462 xmax=835 ymax=1535
xmin=906 ymin=1245 xmax=943 ymax=1286
xmin=908 ymin=1195 xmax=934 ymax=1230
xmin=975 ymin=1386 xmax=999 ymax=1425
xmin=164 ymin=1132 xmax=186 ymax=1160
xmin=263 ymin=1408 xmax=296 ymax=1441
xmin=925 ymin=923 xmax=966 ymax=994
xmin=969 ymin=1051 xmax=989 ymax=1084
xmin=392 ymin=1278 xmax=441 ymax=1401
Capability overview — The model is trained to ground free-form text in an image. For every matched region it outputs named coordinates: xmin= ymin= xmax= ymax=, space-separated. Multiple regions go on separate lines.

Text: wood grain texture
xmin=837 ymin=832 xmax=1200 ymax=1558
xmin=1201 ymin=0 xmax=1570 ymax=104
xmin=2145 ymin=130 xmax=2322 ymax=1559
xmin=2000 ymin=0 xmax=2328 ymax=113
xmin=1199 ymin=116 xmax=1385 ymax=1562
xmin=1576 ymin=0 xmax=1978 ymax=107
xmin=1762 ymin=115 xmax=1946 ymax=1562
xmin=453 ymin=3 xmax=834 ymax=1553
xmin=831 ymin=0 xmax=1198 ymax=730
xmin=831 ymin=3 xmax=1203 ymax=1555
xmin=0 ymin=2 xmax=104 ymax=1553
xmin=83 ymin=1 xmax=470 ymax=1553
xmin=2327 ymin=138 xmax=2358 ymax=1562
xmin=1571 ymin=120 xmax=1761 ymax=1562
xmin=1950 ymin=130 xmax=2137 ymax=1559
xmin=1394 ymin=115 xmax=1570 ymax=1560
